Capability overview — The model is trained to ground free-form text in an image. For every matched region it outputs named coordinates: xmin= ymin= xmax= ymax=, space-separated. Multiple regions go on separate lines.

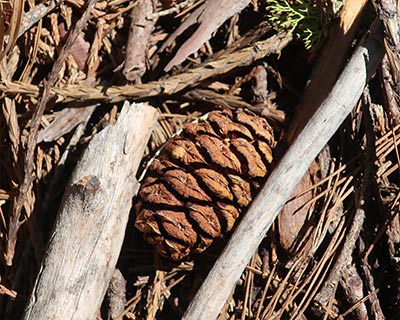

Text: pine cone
xmin=135 ymin=108 xmax=276 ymax=260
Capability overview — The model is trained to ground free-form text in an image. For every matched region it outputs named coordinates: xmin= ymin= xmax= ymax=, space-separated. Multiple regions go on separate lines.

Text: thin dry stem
xmin=4 ymin=0 xmax=98 ymax=266
xmin=0 ymin=32 xmax=292 ymax=104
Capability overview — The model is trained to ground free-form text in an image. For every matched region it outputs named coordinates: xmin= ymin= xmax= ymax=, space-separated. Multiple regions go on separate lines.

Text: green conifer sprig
xmin=266 ymin=0 xmax=323 ymax=49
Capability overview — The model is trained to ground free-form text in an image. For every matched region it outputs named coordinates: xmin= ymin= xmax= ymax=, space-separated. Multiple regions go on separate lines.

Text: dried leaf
xmin=59 ymin=23 xmax=90 ymax=71
xmin=278 ymin=162 xmax=319 ymax=254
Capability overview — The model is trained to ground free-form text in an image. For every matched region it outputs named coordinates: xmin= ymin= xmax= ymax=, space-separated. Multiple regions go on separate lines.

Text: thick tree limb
xmin=22 ymin=102 xmax=158 ymax=320
xmin=182 ymin=21 xmax=384 ymax=320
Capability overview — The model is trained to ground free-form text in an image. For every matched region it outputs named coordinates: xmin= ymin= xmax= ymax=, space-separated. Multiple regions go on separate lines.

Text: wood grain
xmin=22 ymin=102 xmax=158 ymax=320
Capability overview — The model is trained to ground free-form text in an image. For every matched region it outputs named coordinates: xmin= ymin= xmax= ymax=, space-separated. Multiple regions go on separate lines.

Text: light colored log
xmin=182 ymin=22 xmax=384 ymax=320
xmin=23 ymin=102 xmax=158 ymax=320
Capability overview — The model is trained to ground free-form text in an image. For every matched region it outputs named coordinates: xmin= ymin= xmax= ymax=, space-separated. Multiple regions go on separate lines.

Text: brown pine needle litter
xmin=1 ymin=0 xmax=400 ymax=319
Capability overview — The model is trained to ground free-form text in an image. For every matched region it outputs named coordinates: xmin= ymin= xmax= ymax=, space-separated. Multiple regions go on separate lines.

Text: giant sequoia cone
xmin=135 ymin=108 xmax=276 ymax=260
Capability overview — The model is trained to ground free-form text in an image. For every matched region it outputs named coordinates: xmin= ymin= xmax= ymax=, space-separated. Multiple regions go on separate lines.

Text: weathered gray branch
xmin=182 ymin=21 xmax=384 ymax=320
xmin=23 ymin=102 xmax=158 ymax=320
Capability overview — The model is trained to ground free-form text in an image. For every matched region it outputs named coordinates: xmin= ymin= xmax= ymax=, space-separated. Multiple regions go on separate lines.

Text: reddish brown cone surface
xmin=135 ymin=108 xmax=275 ymax=260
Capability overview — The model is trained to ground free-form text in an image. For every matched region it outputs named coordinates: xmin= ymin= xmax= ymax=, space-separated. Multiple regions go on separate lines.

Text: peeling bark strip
xmin=22 ymin=103 xmax=158 ymax=320
xmin=160 ymin=0 xmax=251 ymax=71
xmin=182 ymin=21 xmax=384 ymax=320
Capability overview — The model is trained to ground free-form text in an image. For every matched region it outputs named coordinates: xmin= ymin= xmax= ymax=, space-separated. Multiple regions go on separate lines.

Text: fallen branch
xmin=22 ymin=102 xmax=158 ymax=320
xmin=123 ymin=0 xmax=155 ymax=82
xmin=182 ymin=20 xmax=384 ymax=320
xmin=0 ymin=32 xmax=291 ymax=104
xmin=4 ymin=0 xmax=97 ymax=266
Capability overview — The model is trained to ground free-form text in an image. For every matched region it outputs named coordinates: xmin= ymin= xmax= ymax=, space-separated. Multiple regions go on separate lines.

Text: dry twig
xmin=19 ymin=0 xmax=61 ymax=38
xmin=287 ymin=0 xmax=368 ymax=142
xmin=0 ymin=32 xmax=291 ymax=104
xmin=0 ymin=0 xmax=24 ymax=61
xmin=123 ymin=0 xmax=155 ymax=82
xmin=4 ymin=0 xmax=97 ymax=266
xmin=182 ymin=20 xmax=384 ymax=320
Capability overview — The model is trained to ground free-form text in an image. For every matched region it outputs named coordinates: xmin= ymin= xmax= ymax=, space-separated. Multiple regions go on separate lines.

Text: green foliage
xmin=266 ymin=0 xmax=323 ymax=50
